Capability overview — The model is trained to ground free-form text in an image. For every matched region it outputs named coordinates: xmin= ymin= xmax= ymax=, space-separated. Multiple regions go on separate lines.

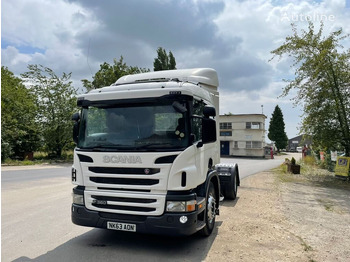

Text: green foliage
xmin=271 ymin=22 xmax=350 ymax=156
xmin=21 ymin=65 xmax=77 ymax=158
xmin=303 ymin=155 xmax=317 ymax=166
xmin=291 ymin=157 xmax=296 ymax=165
xmin=82 ymin=56 xmax=149 ymax=91
xmin=3 ymin=150 xmax=74 ymax=166
xmin=325 ymin=152 xmax=335 ymax=172
xmin=1 ymin=66 xmax=40 ymax=161
xmin=268 ymin=105 xmax=288 ymax=151
xmin=153 ymin=47 xmax=177 ymax=71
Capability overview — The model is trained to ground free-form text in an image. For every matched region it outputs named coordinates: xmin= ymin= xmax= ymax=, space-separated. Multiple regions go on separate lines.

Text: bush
xmin=291 ymin=157 xmax=296 ymax=165
xmin=315 ymin=151 xmax=335 ymax=172
xmin=303 ymin=155 xmax=316 ymax=166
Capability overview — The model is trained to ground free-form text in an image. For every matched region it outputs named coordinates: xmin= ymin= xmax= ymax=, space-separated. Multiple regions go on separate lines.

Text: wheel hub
xmin=207 ymin=195 xmax=216 ymax=223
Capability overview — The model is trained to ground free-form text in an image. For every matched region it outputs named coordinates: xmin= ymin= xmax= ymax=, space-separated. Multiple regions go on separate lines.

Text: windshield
xmin=78 ymin=101 xmax=189 ymax=151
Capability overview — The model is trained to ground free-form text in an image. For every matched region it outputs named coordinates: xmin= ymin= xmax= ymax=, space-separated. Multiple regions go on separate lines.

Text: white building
xmin=219 ymin=114 xmax=267 ymax=157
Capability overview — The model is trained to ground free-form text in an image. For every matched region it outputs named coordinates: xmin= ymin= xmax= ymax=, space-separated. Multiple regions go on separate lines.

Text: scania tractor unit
xmin=71 ymin=68 xmax=239 ymax=236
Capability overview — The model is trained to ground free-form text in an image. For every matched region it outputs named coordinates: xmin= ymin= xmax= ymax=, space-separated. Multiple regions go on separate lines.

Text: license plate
xmin=107 ymin=221 xmax=136 ymax=232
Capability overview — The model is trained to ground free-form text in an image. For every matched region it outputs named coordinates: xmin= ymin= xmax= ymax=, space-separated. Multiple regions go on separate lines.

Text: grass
xmin=2 ymin=151 xmax=74 ymax=166
xmin=273 ymin=157 xmax=350 ymax=190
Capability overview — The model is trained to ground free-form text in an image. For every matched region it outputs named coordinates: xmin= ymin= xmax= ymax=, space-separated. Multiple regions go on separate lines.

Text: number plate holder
xmin=107 ymin=221 xmax=136 ymax=232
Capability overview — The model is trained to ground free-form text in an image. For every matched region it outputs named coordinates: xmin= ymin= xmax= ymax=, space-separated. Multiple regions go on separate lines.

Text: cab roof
xmin=114 ymin=68 xmax=219 ymax=89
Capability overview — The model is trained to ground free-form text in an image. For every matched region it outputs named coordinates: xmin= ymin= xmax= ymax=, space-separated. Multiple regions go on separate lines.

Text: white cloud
xmin=2 ymin=46 xmax=32 ymax=65
xmin=2 ymin=0 xmax=350 ymax=139
xmin=2 ymin=0 xmax=99 ymax=49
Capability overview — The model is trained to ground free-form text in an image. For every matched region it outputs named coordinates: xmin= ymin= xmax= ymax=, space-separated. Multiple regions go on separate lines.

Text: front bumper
xmin=72 ymin=204 xmax=200 ymax=236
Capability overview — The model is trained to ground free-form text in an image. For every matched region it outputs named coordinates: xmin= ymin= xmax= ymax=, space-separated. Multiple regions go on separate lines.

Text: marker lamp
xmin=166 ymin=200 xmax=196 ymax=212
xmin=72 ymin=193 xmax=84 ymax=205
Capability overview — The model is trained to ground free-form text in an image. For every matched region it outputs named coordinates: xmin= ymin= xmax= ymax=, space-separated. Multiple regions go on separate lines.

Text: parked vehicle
xmin=71 ymin=68 xmax=240 ymax=236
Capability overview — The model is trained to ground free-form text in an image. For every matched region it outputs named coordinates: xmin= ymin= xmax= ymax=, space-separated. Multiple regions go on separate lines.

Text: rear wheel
xmin=200 ymin=181 xmax=217 ymax=236
xmin=224 ymin=172 xmax=238 ymax=200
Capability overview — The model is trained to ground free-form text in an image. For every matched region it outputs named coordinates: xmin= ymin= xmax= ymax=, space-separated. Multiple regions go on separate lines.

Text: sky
xmin=2 ymin=0 xmax=350 ymax=141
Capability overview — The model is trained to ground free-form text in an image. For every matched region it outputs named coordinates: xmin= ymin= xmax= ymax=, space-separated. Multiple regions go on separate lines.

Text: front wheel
xmin=200 ymin=181 xmax=217 ymax=236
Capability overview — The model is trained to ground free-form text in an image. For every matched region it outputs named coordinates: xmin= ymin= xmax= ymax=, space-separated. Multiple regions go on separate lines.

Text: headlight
xmin=166 ymin=200 xmax=196 ymax=212
xmin=72 ymin=193 xmax=84 ymax=205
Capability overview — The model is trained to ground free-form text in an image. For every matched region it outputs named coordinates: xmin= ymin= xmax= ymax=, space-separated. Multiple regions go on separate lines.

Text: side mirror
xmin=202 ymin=118 xmax=216 ymax=144
xmin=72 ymin=113 xmax=80 ymax=144
xmin=72 ymin=112 xmax=80 ymax=121
xmin=203 ymin=106 xmax=216 ymax=118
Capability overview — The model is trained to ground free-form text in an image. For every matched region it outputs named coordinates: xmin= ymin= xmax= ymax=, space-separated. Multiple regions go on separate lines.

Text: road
xmin=1 ymin=153 xmax=299 ymax=262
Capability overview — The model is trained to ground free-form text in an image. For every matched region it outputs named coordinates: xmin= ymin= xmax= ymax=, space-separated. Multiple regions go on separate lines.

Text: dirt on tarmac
xmin=205 ymin=167 xmax=350 ymax=262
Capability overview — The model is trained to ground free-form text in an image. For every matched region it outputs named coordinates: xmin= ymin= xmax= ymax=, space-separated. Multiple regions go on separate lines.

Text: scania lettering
xmin=103 ymin=155 xmax=142 ymax=164
xmin=71 ymin=68 xmax=240 ymax=236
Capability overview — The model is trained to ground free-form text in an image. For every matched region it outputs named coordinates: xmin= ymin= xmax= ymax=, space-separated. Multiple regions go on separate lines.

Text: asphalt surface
xmin=1 ymin=153 xmax=298 ymax=262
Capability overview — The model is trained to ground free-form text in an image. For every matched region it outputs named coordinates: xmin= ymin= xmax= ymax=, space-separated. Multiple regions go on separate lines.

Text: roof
xmin=114 ymin=68 xmax=219 ymax=89
xmin=220 ymin=114 xmax=267 ymax=118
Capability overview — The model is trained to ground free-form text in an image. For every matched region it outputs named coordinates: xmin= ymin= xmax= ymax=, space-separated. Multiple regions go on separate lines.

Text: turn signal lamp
xmin=72 ymin=193 xmax=84 ymax=205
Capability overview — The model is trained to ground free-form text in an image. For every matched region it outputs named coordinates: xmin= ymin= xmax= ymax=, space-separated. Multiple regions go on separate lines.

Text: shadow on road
xmin=12 ymin=224 xmax=221 ymax=262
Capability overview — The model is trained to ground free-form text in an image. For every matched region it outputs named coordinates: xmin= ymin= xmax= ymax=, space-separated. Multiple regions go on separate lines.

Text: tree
xmin=271 ymin=22 xmax=350 ymax=156
xmin=21 ymin=65 xmax=77 ymax=158
xmin=82 ymin=56 xmax=149 ymax=91
xmin=153 ymin=47 xmax=176 ymax=71
xmin=268 ymin=105 xmax=288 ymax=152
xmin=1 ymin=66 xmax=40 ymax=160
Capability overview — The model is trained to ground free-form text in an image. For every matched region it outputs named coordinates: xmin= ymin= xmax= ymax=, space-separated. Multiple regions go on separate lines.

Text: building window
xmin=246 ymin=141 xmax=262 ymax=149
xmin=220 ymin=122 xmax=232 ymax=129
xmin=252 ymin=141 xmax=262 ymax=148
xmin=234 ymin=141 xmax=238 ymax=148
xmin=246 ymin=122 xmax=261 ymax=129
xmin=220 ymin=131 xmax=232 ymax=136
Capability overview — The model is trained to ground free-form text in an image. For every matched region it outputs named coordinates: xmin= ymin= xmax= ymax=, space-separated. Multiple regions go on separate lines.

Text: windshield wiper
xmin=83 ymin=144 xmax=130 ymax=151
xmin=136 ymin=143 xmax=177 ymax=149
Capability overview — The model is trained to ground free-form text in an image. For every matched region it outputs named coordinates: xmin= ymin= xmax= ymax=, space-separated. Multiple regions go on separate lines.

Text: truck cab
xmin=71 ymin=68 xmax=238 ymax=236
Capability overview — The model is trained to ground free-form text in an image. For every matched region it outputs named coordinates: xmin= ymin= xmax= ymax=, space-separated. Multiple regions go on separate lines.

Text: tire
xmin=224 ymin=172 xmax=238 ymax=200
xmin=200 ymin=181 xmax=217 ymax=236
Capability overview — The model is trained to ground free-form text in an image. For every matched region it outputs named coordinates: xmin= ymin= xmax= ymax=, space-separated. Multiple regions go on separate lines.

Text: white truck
xmin=71 ymin=68 xmax=239 ymax=236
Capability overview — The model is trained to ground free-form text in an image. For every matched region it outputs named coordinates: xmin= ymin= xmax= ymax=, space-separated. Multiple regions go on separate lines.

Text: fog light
xmin=72 ymin=193 xmax=84 ymax=205
xmin=179 ymin=216 xmax=188 ymax=224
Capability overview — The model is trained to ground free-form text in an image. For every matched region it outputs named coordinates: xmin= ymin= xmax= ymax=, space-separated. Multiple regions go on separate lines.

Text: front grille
xmin=92 ymin=195 xmax=156 ymax=203
xmin=83 ymin=160 xmax=168 ymax=216
xmin=97 ymin=187 xmax=151 ymax=193
xmin=89 ymin=167 xmax=160 ymax=175
xmin=90 ymin=177 xmax=159 ymax=186
xmin=85 ymin=188 xmax=166 ymax=216
xmin=92 ymin=204 xmax=155 ymax=212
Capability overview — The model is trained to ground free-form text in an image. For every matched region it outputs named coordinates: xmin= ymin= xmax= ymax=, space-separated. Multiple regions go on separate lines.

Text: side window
xmin=192 ymin=100 xmax=205 ymax=142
